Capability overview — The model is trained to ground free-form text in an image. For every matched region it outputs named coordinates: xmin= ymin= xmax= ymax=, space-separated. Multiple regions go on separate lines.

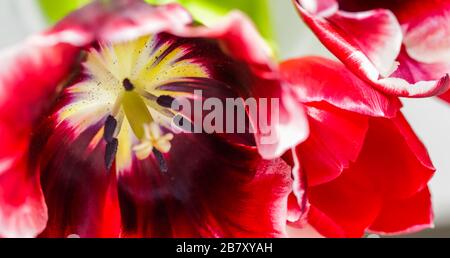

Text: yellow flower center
xmin=57 ymin=34 xmax=210 ymax=172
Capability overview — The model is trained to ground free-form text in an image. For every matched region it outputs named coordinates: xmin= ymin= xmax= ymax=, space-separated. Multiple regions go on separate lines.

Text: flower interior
xmin=57 ymin=34 xmax=211 ymax=173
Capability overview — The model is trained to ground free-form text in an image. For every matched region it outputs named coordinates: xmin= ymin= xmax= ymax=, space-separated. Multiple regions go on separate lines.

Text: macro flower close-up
xmin=0 ymin=0 xmax=449 ymax=243
xmin=0 ymin=0 xmax=308 ymax=238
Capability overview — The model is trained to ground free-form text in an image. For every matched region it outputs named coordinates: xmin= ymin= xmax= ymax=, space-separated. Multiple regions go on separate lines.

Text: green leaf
xmin=38 ymin=0 xmax=91 ymax=23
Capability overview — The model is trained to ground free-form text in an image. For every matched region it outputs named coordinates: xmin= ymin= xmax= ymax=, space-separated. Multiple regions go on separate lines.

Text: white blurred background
xmin=1 ymin=0 xmax=448 ymax=237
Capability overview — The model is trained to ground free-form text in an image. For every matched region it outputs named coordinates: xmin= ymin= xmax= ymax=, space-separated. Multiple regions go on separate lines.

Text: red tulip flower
xmin=281 ymin=57 xmax=435 ymax=237
xmin=293 ymin=0 xmax=450 ymax=100
xmin=0 ymin=0 xmax=308 ymax=238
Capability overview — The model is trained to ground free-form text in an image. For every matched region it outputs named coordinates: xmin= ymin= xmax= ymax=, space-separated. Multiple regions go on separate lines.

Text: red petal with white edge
xmin=0 ymin=31 xmax=84 ymax=238
xmin=118 ymin=134 xmax=292 ymax=238
xmin=330 ymin=10 xmax=402 ymax=78
xmin=0 ymin=160 xmax=47 ymax=238
xmin=53 ymin=0 xmax=192 ymax=44
xmin=0 ymin=124 xmax=47 ymax=238
xmin=376 ymin=72 xmax=450 ymax=98
xmin=0 ymin=33 xmax=83 ymax=133
xmin=37 ymin=120 xmax=121 ymax=238
xmin=298 ymin=102 xmax=369 ymax=186
xmin=295 ymin=0 xmax=402 ymax=78
xmin=285 ymin=150 xmax=309 ymax=224
xmin=403 ymin=5 xmax=450 ymax=64
xmin=339 ymin=0 xmax=450 ymax=89
xmin=301 ymin=0 xmax=338 ymax=16
xmin=393 ymin=49 xmax=450 ymax=102
xmin=307 ymin=165 xmax=382 ymax=238
xmin=253 ymin=81 xmax=309 ymax=160
xmin=393 ymin=48 xmax=450 ymax=85
xmin=280 ymin=57 xmax=402 ymax=118
xmin=341 ymin=0 xmax=450 ymax=64
xmin=369 ymin=187 xmax=434 ymax=235
xmin=294 ymin=0 xmax=450 ymax=97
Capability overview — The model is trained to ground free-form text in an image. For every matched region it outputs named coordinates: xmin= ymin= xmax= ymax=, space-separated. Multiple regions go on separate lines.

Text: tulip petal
xmin=404 ymin=14 xmax=450 ymax=64
xmin=295 ymin=0 xmax=402 ymax=78
xmin=387 ymin=0 xmax=450 ymax=64
xmin=280 ymin=57 xmax=402 ymax=118
xmin=0 ymin=134 xmax=47 ymax=238
xmin=369 ymin=187 xmax=433 ymax=235
xmin=118 ymin=134 xmax=292 ymax=238
xmin=307 ymin=165 xmax=382 ymax=238
xmin=294 ymin=0 xmax=450 ymax=97
xmin=298 ymin=102 xmax=369 ymax=186
xmin=393 ymin=49 xmax=450 ymax=103
xmin=300 ymin=0 xmax=338 ymax=16
xmin=307 ymin=112 xmax=434 ymax=237
xmin=0 ymin=33 xmax=83 ymax=134
xmin=36 ymin=120 xmax=121 ymax=238
xmin=354 ymin=114 xmax=435 ymax=200
xmin=288 ymin=102 xmax=369 ymax=226
xmin=0 ymin=30 xmax=85 ymax=237
xmin=53 ymin=0 xmax=192 ymax=44
xmin=339 ymin=0 xmax=450 ymax=93
xmin=306 ymin=206 xmax=343 ymax=238
xmin=393 ymin=48 xmax=450 ymax=85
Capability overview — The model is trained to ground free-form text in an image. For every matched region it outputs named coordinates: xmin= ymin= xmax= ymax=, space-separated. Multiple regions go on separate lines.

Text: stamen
xmin=105 ymin=138 xmax=118 ymax=170
xmin=173 ymin=114 xmax=194 ymax=132
xmin=122 ymin=91 xmax=153 ymax=139
xmin=156 ymin=95 xmax=176 ymax=108
xmin=104 ymin=115 xmax=118 ymax=142
xmin=122 ymin=78 xmax=135 ymax=91
xmin=153 ymin=149 xmax=168 ymax=173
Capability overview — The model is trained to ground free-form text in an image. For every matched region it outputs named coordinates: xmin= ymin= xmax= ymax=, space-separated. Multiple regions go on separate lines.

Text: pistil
xmin=122 ymin=90 xmax=153 ymax=140
xmin=122 ymin=78 xmax=135 ymax=91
